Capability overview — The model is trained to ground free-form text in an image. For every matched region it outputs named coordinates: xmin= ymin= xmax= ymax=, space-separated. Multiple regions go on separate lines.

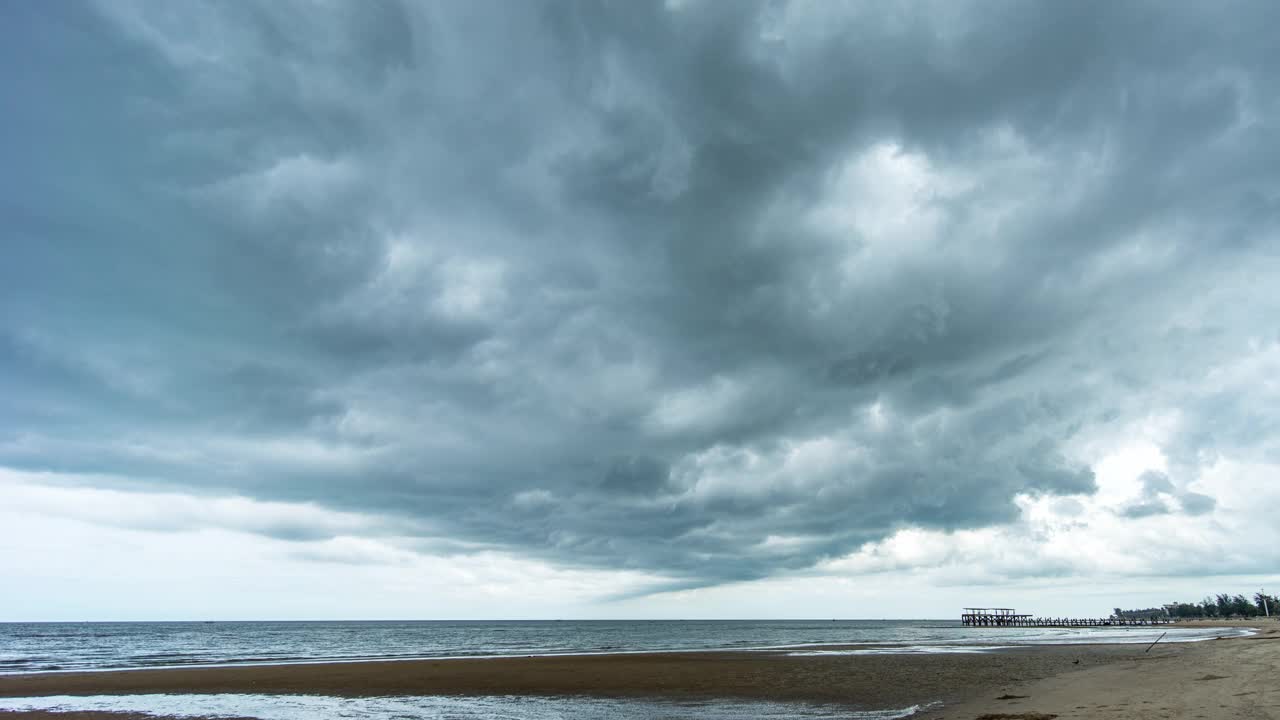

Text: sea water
xmin=0 ymin=619 xmax=1245 ymax=674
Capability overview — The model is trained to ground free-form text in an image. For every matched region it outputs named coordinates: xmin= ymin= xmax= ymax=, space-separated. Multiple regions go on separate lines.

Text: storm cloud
xmin=3 ymin=0 xmax=1279 ymax=595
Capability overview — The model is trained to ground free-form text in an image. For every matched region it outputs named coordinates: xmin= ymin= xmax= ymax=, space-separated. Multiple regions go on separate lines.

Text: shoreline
xmin=0 ymin=644 xmax=1164 ymax=716
xmin=0 ymin=623 xmax=1273 ymax=719
xmin=0 ymin=643 xmax=1145 ymax=700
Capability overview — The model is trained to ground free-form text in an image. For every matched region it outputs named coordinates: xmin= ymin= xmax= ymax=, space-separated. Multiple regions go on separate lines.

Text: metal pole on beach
xmin=1145 ymin=631 xmax=1167 ymax=653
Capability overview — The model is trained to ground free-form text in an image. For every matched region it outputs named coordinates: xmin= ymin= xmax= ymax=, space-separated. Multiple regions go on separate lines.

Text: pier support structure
xmin=961 ymin=607 xmax=1172 ymax=628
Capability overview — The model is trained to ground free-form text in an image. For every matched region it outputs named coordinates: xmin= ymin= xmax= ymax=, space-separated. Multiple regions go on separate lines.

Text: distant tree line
xmin=1112 ymin=606 xmax=1166 ymax=620
xmin=1117 ymin=591 xmax=1278 ymax=619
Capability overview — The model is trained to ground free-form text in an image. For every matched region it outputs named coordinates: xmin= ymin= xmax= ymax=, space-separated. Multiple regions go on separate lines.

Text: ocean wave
xmin=0 ymin=620 xmax=1258 ymax=674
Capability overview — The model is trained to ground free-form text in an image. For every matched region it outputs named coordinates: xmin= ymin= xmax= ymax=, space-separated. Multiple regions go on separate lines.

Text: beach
xmin=0 ymin=643 xmax=1135 ymax=705
xmin=1 ymin=623 xmax=1275 ymax=719
xmin=923 ymin=622 xmax=1280 ymax=719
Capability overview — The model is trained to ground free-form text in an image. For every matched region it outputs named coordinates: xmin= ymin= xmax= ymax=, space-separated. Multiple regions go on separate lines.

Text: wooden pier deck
xmin=961 ymin=607 xmax=1171 ymax=628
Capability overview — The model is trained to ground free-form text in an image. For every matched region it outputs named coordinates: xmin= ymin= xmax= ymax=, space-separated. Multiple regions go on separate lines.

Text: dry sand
xmin=0 ymin=622 xmax=1275 ymax=719
xmin=921 ymin=622 xmax=1280 ymax=719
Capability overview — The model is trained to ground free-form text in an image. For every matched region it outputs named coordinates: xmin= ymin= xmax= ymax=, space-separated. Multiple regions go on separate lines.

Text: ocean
xmin=0 ymin=620 xmax=1249 ymax=719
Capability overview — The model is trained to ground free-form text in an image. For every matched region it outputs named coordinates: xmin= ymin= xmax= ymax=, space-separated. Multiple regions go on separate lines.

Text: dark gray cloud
xmin=2 ymin=0 xmax=1278 ymax=590
xmin=1119 ymin=471 xmax=1220 ymax=521
xmin=1119 ymin=470 xmax=1175 ymax=519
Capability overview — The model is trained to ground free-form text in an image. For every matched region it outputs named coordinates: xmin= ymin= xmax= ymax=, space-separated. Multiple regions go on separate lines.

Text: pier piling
xmin=960 ymin=608 xmax=1172 ymax=628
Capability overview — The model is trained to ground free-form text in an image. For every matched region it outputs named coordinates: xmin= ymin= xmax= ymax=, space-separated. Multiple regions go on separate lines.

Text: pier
xmin=961 ymin=607 xmax=1172 ymax=628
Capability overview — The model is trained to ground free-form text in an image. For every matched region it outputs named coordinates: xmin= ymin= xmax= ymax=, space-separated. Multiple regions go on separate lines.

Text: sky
xmin=2 ymin=0 xmax=1279 ymax=621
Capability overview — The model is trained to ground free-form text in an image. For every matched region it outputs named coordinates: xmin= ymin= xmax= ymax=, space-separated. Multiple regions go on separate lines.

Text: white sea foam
xmin=965 ymin=625 xmax=1256 ymax=645
xmin=789 ymin=645 xmax=1011 ymax=656
xmin=786 ymin=625 xmax=1254 ymax=655
xmin=0 ymin=693 xmax=939 ymax=720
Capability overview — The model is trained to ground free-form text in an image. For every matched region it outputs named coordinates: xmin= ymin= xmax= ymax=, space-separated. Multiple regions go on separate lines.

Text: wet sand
xmin=0 ymin=644 xmax=1145 ymax=713
xmin=1 ymin=624 xmax=1275 ymax=719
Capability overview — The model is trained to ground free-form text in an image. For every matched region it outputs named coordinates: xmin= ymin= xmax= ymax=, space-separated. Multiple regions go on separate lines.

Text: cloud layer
xmin=3 ymin=1 xmax=1279 ymax=599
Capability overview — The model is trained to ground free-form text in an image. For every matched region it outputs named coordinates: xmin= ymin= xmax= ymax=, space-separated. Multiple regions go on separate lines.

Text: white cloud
xmin=0 ymin=470 xmax=667 ymax=620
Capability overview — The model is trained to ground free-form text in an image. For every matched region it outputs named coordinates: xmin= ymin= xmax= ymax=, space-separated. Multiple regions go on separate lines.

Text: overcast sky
xmin=3 ymin=0 xmax=1279 ymax=621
